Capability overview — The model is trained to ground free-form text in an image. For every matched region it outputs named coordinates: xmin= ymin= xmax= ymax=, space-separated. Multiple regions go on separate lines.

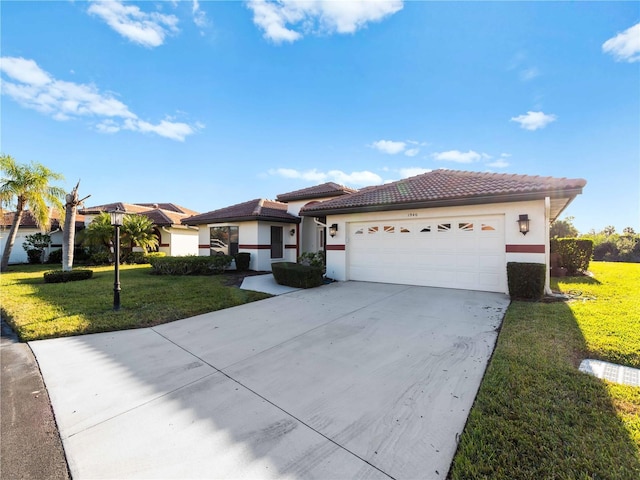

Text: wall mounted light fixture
xmin=290 ymin=228 xmax=296 ymax=237
xmin=517 ymin=214 xmax=530 ymax=235
xmin=329 ymin=224 xmax=338 ymax=237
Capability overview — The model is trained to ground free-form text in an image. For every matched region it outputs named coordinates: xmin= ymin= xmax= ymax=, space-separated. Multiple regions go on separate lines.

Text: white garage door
xmin=347 ymin=215 xmax=506 ymax=292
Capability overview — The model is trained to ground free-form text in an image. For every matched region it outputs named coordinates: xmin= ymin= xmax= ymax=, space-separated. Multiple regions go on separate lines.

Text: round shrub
xmin=47 ymin=248 xmax=63 ymax=264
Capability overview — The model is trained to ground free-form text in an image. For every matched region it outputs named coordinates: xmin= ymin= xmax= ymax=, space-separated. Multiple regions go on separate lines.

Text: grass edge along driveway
xmin=0 ymin=264 xmax=271 ymax=341
xmin=451 ymin=262 xmax=640 ymax=479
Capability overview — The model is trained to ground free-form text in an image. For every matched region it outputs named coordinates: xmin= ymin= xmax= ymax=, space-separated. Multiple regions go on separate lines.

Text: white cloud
xmin=432 ymin=150 xmax=485 ymax=163
xmin=192 ymin=0 xmax=208 ymax=29
xmin=511 ymin=111 xmax=557 ymax=131
xmin=398 ymin=167 xmax=430 ymax=178
xmin=247 ymin=0 xmax=403 ymax=43
xmin=486 ymin=159 xmax=510 ymax=168
xmin=371 ymin=139 xmax=406 ymax=154
xmin=88 ymin=0 xmax=179 ymax=48
xmin=268 ymin=168 xmax=382 ymax=186
xmin=602 ymin=22 xmax=640 ymax=63
xmin=404 ymin=148 xmax=420 ymax=157
xmin=0 ymin=56 xmax=200 ymax=142
xmin=519 ymin=67 xmax=540 ymax=82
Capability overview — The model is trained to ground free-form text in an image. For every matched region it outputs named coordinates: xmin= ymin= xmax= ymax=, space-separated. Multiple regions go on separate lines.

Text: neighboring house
xmin=0 ymin=209 xmax=85 ymax=264
xmin=183 ymin=199 xmax=301 ymax=271
xmin=300 ymin=169 xmax=586 ymax=294
xmin=80 ymin=202 xmax=199 ymax=256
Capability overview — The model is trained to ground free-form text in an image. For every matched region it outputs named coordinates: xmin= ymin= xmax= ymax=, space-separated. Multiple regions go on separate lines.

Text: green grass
xmin=450 ymin=262 xmax=640 ymax=479
xmin=1 ymin=264 xmax=270 ymax=341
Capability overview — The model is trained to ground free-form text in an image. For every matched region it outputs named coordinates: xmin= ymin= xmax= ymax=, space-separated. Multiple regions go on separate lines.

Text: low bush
xmin=234 ymin=252 xmax=251 ymax=271
xmin=89 ymin=251 xmax=111 ymax=265
xmin=46 ymin=248 xmax=63 ymax=264
xmin=507 ymin=262 xmax=546 ymax=300
xmin=272 ymin=262 xmax=323 ymax=288
xmin=43 ymin=269 xmax=93 ymax=283
xmin=26 ymin=249 xmax=44 ymax=264
xmin=125 ymin=251 xmax=149 ymax=264
xmin=149 ymin=255 xmax=231 ymax=275
xmin=298 ymin=250 xmax=326 ymax=273
xmin=550 ymin=238 xmax=593 ymax=274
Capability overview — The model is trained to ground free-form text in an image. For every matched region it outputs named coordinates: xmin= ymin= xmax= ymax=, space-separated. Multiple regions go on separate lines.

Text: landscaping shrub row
xmin=149 ymin=255 xmax=232 ymax=275
xmin=550 ymin=238 xmax=593 ymax=274
xmin=271 ymin=262 xmax=323 ymax=288
xmin=44 ymin=269 xmax=93 ymax=283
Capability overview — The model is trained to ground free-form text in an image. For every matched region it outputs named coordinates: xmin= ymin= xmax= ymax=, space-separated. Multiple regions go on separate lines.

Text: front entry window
xmin=271 ymin=226 xmax=283 ymax=259
xmin=210 ymin=226 xmax=238 ymax=256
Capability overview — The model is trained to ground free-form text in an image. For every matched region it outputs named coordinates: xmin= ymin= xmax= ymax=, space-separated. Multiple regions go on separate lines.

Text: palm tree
xmin=122 ymin=214 xmax=158 ymax=253
xmin=81 ymin=212 xmax=115 ymax=252
xmin=82 ymin=212 xmax=158 ymax=261
xmin=0 ymin=155 xmax=64 ymax=270
xmin=62 ymin=181 xmax=90 ymax=271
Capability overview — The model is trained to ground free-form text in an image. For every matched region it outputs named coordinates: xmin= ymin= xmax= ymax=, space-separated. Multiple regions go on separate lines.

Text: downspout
xmin=544 ymin=197 xmax=552 ymax=295
xmin=313 ymin=217 xmax=328 ymax=228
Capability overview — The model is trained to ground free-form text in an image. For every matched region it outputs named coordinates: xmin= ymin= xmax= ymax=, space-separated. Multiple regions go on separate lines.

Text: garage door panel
xmin=348 ymin=216 xmax=505 ymax=292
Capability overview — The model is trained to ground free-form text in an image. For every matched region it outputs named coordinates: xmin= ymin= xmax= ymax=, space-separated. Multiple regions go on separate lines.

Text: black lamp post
xmin=109 ymin=209 xmax=125 ymax=311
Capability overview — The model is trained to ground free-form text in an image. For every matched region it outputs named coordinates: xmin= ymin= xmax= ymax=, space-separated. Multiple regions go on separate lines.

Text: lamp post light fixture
xmin=517 ymin=214 xmax=530 ymax=235
xmin=329 ymin=224 xmax=339 ymax=237
xmin=109 ymin=209 xmax=125 ymax=311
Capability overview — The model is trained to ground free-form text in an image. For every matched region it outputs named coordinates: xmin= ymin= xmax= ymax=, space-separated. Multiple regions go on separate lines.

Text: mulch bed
xmin=221 ymin=270 xmax=271 ymax=288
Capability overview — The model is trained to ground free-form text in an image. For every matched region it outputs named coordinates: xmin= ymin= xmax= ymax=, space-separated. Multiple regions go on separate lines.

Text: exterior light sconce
xmin=290 ymin=228 xmax=296 ymax=237
xmin=109 ymin=209 xmax=125 ymax=311
xmin=517 ymin=214 xmax=530 ymax=235
xmin=329 ymin=224 xmax=339 ymax=237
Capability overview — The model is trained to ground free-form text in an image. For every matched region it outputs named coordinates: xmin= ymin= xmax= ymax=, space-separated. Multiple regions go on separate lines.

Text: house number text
xmin=408 ymin=213 xmax=418 ymax=217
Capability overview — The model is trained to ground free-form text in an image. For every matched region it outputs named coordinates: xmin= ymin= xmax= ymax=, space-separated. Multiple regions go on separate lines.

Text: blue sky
xmin=1 ymin=1 xmax=639 ymax=234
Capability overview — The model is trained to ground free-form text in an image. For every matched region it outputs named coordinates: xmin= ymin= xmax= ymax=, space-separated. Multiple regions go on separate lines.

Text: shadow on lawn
xmin=450 ymin=296 xmax=640 ymax=478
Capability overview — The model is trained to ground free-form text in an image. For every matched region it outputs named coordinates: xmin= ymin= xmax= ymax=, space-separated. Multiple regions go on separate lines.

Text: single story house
xmin=0 ymin=209 xmax=84 ymax=264
xmin=300 ymin=169 xmax=586 ymax=294
xmin=184 ymin=169 xmax=586 ymax=295
xmin=80 ymin=202 xmax=200 ymax=256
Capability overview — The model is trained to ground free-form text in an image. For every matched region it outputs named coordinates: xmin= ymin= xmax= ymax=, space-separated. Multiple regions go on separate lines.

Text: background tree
xmin=22 ymin=232 xmax=52 ymax=264
xmin=81 ymin=212 xmax=114 ymax=254
xmin=622 ymin=226 xmax=636 ymax=236
xmin=62 ymin=181 xmax=90 ymax=271
xmin=603 ymin=225 xmax=616 ymax=236
xmin=550 ymin=216 xmax=579 ymax=238
xmin=0 ymin=155 xmax=64 ymax=270
xmin=121 ymin=214 xmax=158 ymax=256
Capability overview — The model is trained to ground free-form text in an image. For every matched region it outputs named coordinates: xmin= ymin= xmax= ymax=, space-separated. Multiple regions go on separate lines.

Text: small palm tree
xmin=81 ymin=212 xmax=114 ymax=252
xmin=1 ymin=155 xmax=65 ymax=270
xmin=122 ymin=214 xmax=158 ymax=253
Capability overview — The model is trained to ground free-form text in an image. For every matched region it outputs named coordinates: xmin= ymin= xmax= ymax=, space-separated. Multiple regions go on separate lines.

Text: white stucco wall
xmin=197 ymin=221 xmax=298 ymax=272
xmin=164 ymin=227 xmax=198 ymax=256
xmin=322 ymin=199 xmax=548 ymax=293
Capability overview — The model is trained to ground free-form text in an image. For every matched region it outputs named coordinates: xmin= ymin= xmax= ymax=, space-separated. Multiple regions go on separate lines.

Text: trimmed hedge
xmin=272 ymin=262 xmax=323 ymax=288
xmin=234 ymin=252 xmax=251 ymax=271
xmin=149 ymin=255 xmax=231 ymax=275
xmin=44 ymin=269 xmax=93 ymax=283
xmin=507 ymin=262 xmax=546 ymax=300
xmin=47 ymin=248 xmax=63 ymax=264
xmin=550 ymin=238 xmax=593 ymax=274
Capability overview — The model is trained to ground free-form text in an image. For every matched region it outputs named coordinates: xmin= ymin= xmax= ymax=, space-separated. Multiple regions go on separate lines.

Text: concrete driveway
xmin=31 ymin=282 xmax=509 ymax=479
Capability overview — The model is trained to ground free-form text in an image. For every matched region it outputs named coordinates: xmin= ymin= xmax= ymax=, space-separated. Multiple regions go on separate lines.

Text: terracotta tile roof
xmin=134 ymin=203 xmax=199 ymax=216
xmin=300 ymin=169 xmax=587 ymax=216
xmin=183 ymin=199 xmax=300 ymax=225
xmin=276 ymin=182 xmax=358 ymax=202
xmin=80 ymin=202 xmax=199 ymax=227
xmin=1 ymin=209 xmax=85 ymax=229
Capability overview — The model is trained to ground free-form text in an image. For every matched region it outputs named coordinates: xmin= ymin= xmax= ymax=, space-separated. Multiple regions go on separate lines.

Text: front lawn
xmin=1 ymin=264 xmax=271 ymax=341
xmin=450 ymin=262 xmax=640 ymax=478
